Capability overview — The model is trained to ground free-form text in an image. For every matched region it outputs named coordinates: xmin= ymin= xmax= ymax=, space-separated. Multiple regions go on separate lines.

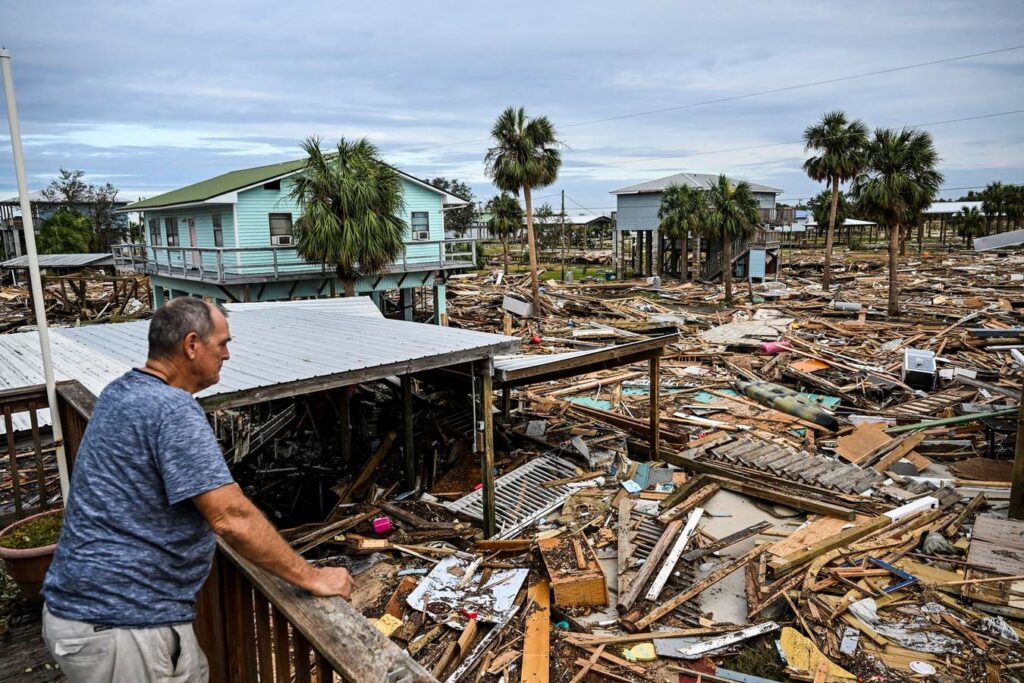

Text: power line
xmin=582 ymin=110 xmax=1024 ymax=169
xmin=400 ymin=44 xmax=1024 ymax=154
xmin=777 ymin=185 xmax=991 ymax=202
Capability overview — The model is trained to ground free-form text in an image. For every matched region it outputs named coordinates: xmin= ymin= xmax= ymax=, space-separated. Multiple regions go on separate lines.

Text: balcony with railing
xmin=112 ymin=239 xmax=477 ymax=285
xmin=759 ymin=206 xmax=796 ymax=226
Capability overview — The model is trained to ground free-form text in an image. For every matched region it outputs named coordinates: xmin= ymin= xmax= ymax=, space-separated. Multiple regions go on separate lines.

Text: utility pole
xmin=560 ymin=190 xmax=566 ymax=281
xmin=1 ymin=48 xmax=70 ymax=501
xmin=1011 ymin=350 xmax=1024 ymax=520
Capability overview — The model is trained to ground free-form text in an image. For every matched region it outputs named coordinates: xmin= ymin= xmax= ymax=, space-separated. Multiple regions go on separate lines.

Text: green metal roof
xmin=124 ymin=157 xmax=465 ymax=212
xmin=124 ymin=159 xmax=307 ymax=211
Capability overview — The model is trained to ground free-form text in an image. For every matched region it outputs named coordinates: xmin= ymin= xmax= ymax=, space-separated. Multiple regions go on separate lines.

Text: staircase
xmin=701 ymin=236 xmax=748 ymax=280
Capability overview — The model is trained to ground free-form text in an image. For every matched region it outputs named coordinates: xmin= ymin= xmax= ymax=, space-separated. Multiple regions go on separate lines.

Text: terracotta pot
xmin=0 ymin=509 xmax=62 ymax=603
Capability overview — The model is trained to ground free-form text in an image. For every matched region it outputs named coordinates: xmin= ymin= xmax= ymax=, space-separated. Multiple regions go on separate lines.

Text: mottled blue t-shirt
xmin=43 ymin=369 xmax=234 ymax=627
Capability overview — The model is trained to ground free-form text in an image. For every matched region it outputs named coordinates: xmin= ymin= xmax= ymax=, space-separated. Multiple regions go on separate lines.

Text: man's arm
xmin=193 ymin=483 xmax=352 ymax=600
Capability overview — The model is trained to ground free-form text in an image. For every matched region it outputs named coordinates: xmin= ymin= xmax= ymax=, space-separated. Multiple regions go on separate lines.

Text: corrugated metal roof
xmin=493 ymin=349 xmax=594 ymax=373
xmin=805 ymin=218 xmax=876 ymax=227
xmin=924 ymin=201 xmax=985 ymax=215
xmin=1 ymin=253 xmax=115 ymax=269
xmin=611 ymin=172 xmax=782 ymax=195
xmin=0 ymin=299 xmax=517 ymax=432
xmin=222 ymin=297 xmax=384 ymax=318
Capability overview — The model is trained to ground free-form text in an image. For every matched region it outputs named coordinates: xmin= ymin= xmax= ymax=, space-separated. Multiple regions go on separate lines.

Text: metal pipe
xmin=0 ymin=48 xmax=70 ymax=501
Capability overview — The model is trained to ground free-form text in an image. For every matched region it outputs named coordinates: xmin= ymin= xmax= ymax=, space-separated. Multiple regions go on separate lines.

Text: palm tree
xmin=658 ymin=184 xmax=707 ymax=281
xmin=808 ymin=189 xmax=850 ymax=246
xmin=851 ymin=128 xmax=943 ymax=316
xmin=981 ymin=182 xmax=1005 ymax=235
xmin=704 ymin=175 xmax=760 ymax=304
xmin=37 ymin=209 xmax=92 ymax=254
xmin=485 ymin=107 xmax=562 ymax=312
xmin=953 ymin=206 xmax=984 ymax=245
xmin=486 ymin=193 xmax=523 ymax=276
xmin=803 ymin=111 xmax=869 ymax=290
xmin=289 ymin=137 xmax=406 ymax=296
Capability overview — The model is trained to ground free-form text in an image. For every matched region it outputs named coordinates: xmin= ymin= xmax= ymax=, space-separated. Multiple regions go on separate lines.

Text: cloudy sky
xmin=1 ymin=0 xmax=1022 ymax=214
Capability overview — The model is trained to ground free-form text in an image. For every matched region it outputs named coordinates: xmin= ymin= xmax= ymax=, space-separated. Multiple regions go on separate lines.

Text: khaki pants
xmin=42 ymin=605 xmax=209 ymax=683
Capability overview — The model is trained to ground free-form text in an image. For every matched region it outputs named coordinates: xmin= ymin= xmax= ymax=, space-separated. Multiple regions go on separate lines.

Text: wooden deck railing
xmin=1 ymin=380 xmax=427 ymax=681
xmin=0 ymin=381 xmax=93 ymax=527
xmin=196 ymin=541 xmax=434 ymax=683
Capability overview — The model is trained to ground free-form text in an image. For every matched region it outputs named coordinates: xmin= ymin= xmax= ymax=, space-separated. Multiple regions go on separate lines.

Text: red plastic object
xmin=530 ymin=334 xmax=542 ymax=344
xmin=372 ymin=516 xmax=393 ymax=534
xmin=459 ymin=608 xmax=478 ymax=620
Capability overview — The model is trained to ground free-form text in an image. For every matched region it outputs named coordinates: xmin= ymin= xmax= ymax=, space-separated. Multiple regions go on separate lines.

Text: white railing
xmin=112 ymin=239 xmax=476 ymax=283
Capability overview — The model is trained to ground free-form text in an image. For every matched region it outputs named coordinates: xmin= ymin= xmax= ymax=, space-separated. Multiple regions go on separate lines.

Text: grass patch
xmin=723 ymin=643 xmax=787 ymax=679
xmin=0 ymin=512 xmax=63 ymax=549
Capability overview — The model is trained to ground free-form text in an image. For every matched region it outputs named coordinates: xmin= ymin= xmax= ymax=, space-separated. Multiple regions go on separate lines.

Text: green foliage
xmin=803 ymin=111 xmax=869 ymax=186
xmin=658 ymin=184 xmax=708 ymax=240
xmin=808 ymin=189 xmax=850 ymax=231
xmin=37 ymin=210 xmax=93 ymax=254
xmin=0 ymin=511 xmax=63 ymax=549
xmin=953 ymin=206 xmax=984 ymax=239
xmin=41 ymin=169 xmax=126 ymax=249
xmin=485 ymin=106 xmax=562 ymax=305
xmin=429 ymin=177 xmax=475 ymax=236
xmin=289 ymin=136 xmax=407 ymax=280
xmin=705 ymin=175 xmax=760 ymax=304
xmin=484 ymin=107 xmax=562 ymax=195
xmin=852 ymin=128 xmax=943 ymax=230
xmin=486 ymin=193 xmax=523 ymax=241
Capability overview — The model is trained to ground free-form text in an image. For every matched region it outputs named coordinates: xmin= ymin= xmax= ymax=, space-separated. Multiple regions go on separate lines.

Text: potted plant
xmin=0 ymin=509 xmax=63 ymax=603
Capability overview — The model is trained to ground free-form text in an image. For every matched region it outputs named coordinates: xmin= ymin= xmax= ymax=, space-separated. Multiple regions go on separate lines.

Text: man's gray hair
xmin=148 ymin=298 xmax=226 ymax=359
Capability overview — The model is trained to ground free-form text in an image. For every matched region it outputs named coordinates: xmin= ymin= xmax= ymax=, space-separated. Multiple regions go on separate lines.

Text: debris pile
xmin=0 ymin=272 xmax=151 ymax=331
xmin=237 ymin=248 xmax=1024 ymax=681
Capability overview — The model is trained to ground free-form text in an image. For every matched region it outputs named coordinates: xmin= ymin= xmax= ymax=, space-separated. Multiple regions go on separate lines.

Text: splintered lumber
xmin=646 ymin=508 xmax=704 ymax=601
xmin=522 ymin=580 xmax=551 ymax=683
xmin=662 ymin=453 xmax=858 ymax=519
xmin=681 ymin=521 xmax=772 ymax=563
xmin=570 ymin=658 xmax=633 ymax=683
xmin=563 ymin=625 xmax=751 ymax=647
xmin=768 ymin=516 xmax=891 ymax=575
xmin=538 ymin=533 xmax=607 ymax=607
xmin=617 ymin=498 xmax=637 ymax=601
xmin=332 ymin=431 xmax=397 ymax=511
xmin=567 ymin=645 xmax=605 ymax=683
xmin=617 ymin=518 xmax=684 ymax=612
xmin=626 ymin=545 xmax=764 ymax=631
xmin=656 ymin=483 xmax=719 ymax=523
xmin=871 ymin=432 xmax=927 ymax=473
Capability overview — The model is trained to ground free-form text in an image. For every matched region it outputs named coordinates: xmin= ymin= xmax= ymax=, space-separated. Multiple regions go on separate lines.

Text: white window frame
xmin=212 ymin=214 xmax=224 ymax=248
xmin=269 ymin=213 xmax=293 ymax=245
xmin=165 ymin=217 xmax=179 ymax=247
xmin=148 ymin=217 xmax=161 ymax=246
xmin=410 ymin=211 xmax=430 ymax=241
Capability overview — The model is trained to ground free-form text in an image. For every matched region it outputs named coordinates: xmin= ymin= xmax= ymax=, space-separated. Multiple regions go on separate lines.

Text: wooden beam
xmin=480 ymin=363 xmax=496 ymax=538
xmin=617 ymin=518 xmax=684 ymax=612
xmin=402 ymin=375 xmax=415 ymax=490
xmin=767 ymin=516 xmax=891 ymax=574
xmin=338 ymin=388 xmax=352 ymax=466
xmin=1011 ymin=381 xmax=1024 ymax=520
xmin=626 ymin=545 xmax=764 ymax=631
xmin=522 ymin=580 xmax=550 ymax=683
xmin=649 ymin=355 xmax=661 ymax=461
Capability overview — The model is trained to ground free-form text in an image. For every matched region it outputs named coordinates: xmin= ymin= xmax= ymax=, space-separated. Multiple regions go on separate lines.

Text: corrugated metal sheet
xmin=974 ymin=228 xmax=1024 ymax=252
xmin=1 ymin=253 xmax=115 ymax=269
xmin=611 ymin=172 xmax=781 ymax=196
xmin=0 ymin=300 xmax=517 ymax=434
xmin=493 ymin=349 xmax=594 ymax=373
xmin=222 ymin=297 xmax=383 ymax=318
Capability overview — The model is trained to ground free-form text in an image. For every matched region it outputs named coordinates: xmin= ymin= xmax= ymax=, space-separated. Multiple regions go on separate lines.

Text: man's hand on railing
xmin=307 ymin=566 xmax=353 ymax=600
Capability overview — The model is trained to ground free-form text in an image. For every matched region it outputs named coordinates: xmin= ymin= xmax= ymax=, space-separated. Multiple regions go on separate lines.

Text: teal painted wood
xmin=142 ymin=206 xmax=234 ymax=270
xmin=234 ymin=177 xmax=446 ymax=271
xmin=748 ymin=248 xmax=766 ymax=280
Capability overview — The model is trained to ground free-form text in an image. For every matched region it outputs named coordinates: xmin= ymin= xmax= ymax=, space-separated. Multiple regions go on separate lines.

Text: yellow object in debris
xmin=622 ymin=642 xmax=656 ymax=662
xmin=778 ymin=627 xmax=854 ymax=681
xmin=373 ymin=613 xmax=403 ymax=637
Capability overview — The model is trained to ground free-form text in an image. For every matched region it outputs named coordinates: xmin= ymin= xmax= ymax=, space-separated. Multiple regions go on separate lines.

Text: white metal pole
xmin=1 ymin=47 xmax=70 ymax=502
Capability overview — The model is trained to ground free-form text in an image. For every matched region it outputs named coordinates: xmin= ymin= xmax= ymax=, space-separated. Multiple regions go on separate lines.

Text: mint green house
xmin=115 ymin=159 xmax=474 ymax=323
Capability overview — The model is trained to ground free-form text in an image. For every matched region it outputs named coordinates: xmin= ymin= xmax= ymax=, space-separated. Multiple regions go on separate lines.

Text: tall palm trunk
xmin=523 ymin=184 xmax=541 ymax=313
xmin=722 ymin=237 xmax=733 ymax=304
xmin=823 ymin=175 xmax=839 ymax=290
xmin=888 ymin=223 xmax=900 ymax=317
xmin=691 ymin=235 xmax=701 ymax=283
xmin=502 ymin=237 xmax=509 ymax=275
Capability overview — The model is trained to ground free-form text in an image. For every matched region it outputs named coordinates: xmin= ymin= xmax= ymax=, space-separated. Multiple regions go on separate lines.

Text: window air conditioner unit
xmin=271 ymin=234 xmax=293 ymax=246
xmin=413 ymin=230 xmax=430 ymax=241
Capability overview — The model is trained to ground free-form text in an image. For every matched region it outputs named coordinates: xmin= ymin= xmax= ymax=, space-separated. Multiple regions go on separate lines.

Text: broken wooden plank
xmin=522 ymin=580 xmax=551 ymax=683
xmin=681 ymin=521 xmax=771 ymax=563
xmin=768 ymin=516 xmax=891 ymax=575
xmin=626 ymin=545 xmax=764 ymax=631
xmin=538 ymin=533 xmax=607 ymax=607
xmin=646 ymin=508 xmax=703 ymax=602
xmin=617 ymin=518 xmax=684 ymax=612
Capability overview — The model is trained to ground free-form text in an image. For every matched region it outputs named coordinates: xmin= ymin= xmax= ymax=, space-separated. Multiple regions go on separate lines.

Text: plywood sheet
xmin=766 ymin=515 xmax=871 ymax=558
xmin=967 ymin=514 xmax=1024 ymax=576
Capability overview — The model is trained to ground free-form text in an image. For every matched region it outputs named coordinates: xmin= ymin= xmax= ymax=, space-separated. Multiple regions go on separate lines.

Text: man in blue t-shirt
xmin=42 ymin=297 xmax=352 ymax=682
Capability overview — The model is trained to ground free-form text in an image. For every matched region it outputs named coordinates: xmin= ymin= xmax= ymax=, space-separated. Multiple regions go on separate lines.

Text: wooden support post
xmin=480 ymin=363 xmax=496 ymax=538
xmin=1010 ymin=381 xmax=1024 ymax=520
xmin=338 ymin=388 xmax=352 ymax=466
xmin=649 ymin=355 xmax=660 ymax=461
xmin=502 ymin=386 xmax=512 ymax=419
xmin=402 ymin=375 xmax=415 ymax=490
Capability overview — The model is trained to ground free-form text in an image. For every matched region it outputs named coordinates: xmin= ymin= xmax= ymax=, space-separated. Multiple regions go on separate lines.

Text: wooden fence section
xmin=196 ymin=541 xmax=435 ymax=683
